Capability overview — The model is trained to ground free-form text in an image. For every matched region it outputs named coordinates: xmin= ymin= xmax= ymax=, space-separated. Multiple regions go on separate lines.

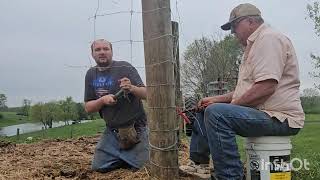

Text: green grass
xmin=0 ymin=112 xmax=34 ymax=127
xmin=0 ymin=119 xmax=106 ymax=143
xmin=291 ymin=122 xmax=320 ymax=179
xmin=305 ymin=114 xmax=320 ymax=121
xmin=303 ymin=105 xmax=320 ymax=114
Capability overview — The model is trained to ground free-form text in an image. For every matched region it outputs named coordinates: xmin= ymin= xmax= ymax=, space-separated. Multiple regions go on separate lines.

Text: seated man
xmin=181 ymin=3 xmax=304 ymax=180
xmin=84 ymin=39 xmax=149 ymax=172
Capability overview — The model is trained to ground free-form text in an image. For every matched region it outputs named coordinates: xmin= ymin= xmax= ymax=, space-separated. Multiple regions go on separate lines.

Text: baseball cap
xmin=221 ymin=3 xmax=261 ymax=31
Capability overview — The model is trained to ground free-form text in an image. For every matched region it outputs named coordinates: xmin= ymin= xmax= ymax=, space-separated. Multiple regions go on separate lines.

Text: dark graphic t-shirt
xmin=84 ymin=61 xmax=146 ymax=128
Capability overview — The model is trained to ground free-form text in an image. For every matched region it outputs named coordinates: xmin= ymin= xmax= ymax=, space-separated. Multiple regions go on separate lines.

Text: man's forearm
xmin=85 ymin=99 xmax=104 ymax=113
xmin=131 ymin=86 xmax=147 ymax=100
xmin=214 ymin=91 xmax=234 ymax=103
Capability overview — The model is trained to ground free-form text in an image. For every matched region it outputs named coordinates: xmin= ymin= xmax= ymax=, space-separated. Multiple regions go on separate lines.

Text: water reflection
xmin=0 ymin=120 xmax=91 ymax=137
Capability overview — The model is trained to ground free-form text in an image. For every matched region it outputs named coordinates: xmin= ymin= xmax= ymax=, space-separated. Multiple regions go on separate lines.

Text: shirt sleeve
xmin=84 ymin=69 xmax=97 ymax=102
xmin=251 ymin=34 xmax=286 ymax=83
xmin=127 ymin=63 xmax=145 ymax=87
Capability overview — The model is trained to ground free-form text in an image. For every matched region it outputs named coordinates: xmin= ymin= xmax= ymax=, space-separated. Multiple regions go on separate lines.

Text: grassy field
xmin=291 ymin=122 xmax=320 ymax=179
xmin=0 ymin=111 xmax=100 ymax=128
xmin=0 ymin=119 xmax=106 ymax=143
xmin=302 ymin=104 xmax=320 ymax=114
xmin=0 ymin=111 xmax=34 ymax=128
xmin=305 ymin=114 xmax=320 ymax=121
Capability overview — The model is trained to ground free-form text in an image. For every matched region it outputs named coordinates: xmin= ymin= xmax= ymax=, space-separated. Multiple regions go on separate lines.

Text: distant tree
xmin=301 ymin=88 xmax=320 ymax=113
xmin=181 ymin=34 xmax=243 ymax=97
xmin=76 ymin=103 xmax=88 ymax=120
xmin=20 ymin=99 xmax=31 ymax=116
xmin=307 ymin=2 xmax=320 ymax=90
xmin=303 ymin=88 xmax=320 ymax=97
xmin=30 ymin=101 xmax=63 ymax=129
xmin=6 ymin=107 xmax=21 ymax=112
xmin=0 ymin=113 xmax=3 ymax=119
xmin=0 ymin=94 xmax=8 ymax=111
xmin=59 ymin=97 xmax=79 ymax=125
xmin=42 ymin=102 xmax=63 ymax=128
xmin=30 ymin=103 xmax=46 ymax=128
xmin=88 ymin=112 xmax=100 ymax=120
xmin=307 ymin=2 xmax=320 ymax=36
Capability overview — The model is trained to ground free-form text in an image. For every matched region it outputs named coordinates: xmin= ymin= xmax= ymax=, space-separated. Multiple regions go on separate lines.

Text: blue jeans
xmin=190 ymin=103 xmax=300 ymax=180
xmin=190 ymin=112 xmax=210 ymax=164
xmin=92 ymin=126 xmax=149 ymax=172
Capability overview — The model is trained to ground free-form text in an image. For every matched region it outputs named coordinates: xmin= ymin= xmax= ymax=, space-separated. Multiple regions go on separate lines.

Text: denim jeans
xmin=190 ymin=111 xmax=210 ymax=164
xmin=91 ymin=126 xmax=149 ymax=172
xmin=190 ymin=103 xmax=300 ymax=180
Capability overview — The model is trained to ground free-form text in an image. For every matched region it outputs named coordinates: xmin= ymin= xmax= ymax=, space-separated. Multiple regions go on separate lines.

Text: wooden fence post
xmin=142 ymin=0 xmax=179 ymax=179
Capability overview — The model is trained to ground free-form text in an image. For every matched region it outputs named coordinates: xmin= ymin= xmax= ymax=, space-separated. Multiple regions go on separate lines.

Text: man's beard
xmin=97 ymin=61 xmax=110 ymax=67
xmin=96 ymin=58 xmax=111 ymax=67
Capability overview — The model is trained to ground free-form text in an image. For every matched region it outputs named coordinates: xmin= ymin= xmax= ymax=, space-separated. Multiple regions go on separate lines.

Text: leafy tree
xmin=0 ymin=94 xmax=8 ymax=111
xmin=20 ymin=99 xmax=31 ymax=116
xmin=30 ymin=102 xmax=46 ymax=128
xmin=307 ymin=2 xmax=320 ymax=90
xmin=76 ymin=103 xmax=88 ymax=120
xmin=301 ymin=88 xmax=320 ymax=114
xmin=303 ymin=88 xmax=320 ymax=97
xmin=30 ymin=101 xmax=63 ymax=129
xmin=88 ymin=112 xmax=100 ymax=120
xmin=181 ymin=34 xmax=243 ymax=97
xmin=307 ymin=2 xmax=320 ymax=36
xmin=42 ymin=102 xmax=63 ymax=128
xmin=59 ymin=97 xmax=78 ymax=125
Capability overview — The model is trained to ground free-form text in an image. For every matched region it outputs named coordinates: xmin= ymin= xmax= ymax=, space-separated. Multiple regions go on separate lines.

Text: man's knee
xmin=206 ymin=102 xmax=233 ymax=112
xmin=204 ymin=103 xmax=232 ymax=119
xmin=91 ymin=160 xmax=105 ymax=172
xmin=204 ymin=103 xmax=238 ymax=130
xmin=91 ymin=153 xmax=107 ymax=171
xmin=92 ymin=156 xmax=128 ymax=172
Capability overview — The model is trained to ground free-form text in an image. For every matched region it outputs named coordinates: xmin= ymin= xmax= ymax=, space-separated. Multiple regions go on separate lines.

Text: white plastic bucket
xmin=245 ymin=136 xmax=292 ymax=180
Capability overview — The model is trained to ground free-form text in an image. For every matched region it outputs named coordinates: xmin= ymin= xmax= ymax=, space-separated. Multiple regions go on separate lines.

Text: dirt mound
xmin=0 ymin=135 xmax=195 ymax=179
xmin=0 ymin=140 xmax=16 ymax=154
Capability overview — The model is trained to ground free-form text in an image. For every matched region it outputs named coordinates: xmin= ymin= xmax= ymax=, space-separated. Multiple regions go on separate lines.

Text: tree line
xmin=29 ymin=97 xmax=99 ymax=129
xmin=301 ymin=88 xmax=320 ymax=114
xmin=0 ymin=94 xmax=99 ymax=128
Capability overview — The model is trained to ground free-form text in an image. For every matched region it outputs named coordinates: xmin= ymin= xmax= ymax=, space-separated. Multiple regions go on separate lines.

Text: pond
xmin=0 ymin=120 xmax=91 ymax=137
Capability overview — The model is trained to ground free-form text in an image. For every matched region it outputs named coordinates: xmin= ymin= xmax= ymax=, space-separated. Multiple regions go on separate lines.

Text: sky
xmin=0 ymin=0 xmax=319 ymax=107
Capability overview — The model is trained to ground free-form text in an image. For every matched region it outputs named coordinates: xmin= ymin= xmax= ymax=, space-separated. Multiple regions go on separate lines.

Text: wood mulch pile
xmin=0 ymin=135 xmax=196 ymax=180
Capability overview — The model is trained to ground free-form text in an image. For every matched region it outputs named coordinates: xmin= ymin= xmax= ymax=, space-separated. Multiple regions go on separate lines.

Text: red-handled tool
xmin=176 ymin=107 xmax=191 ymax=124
